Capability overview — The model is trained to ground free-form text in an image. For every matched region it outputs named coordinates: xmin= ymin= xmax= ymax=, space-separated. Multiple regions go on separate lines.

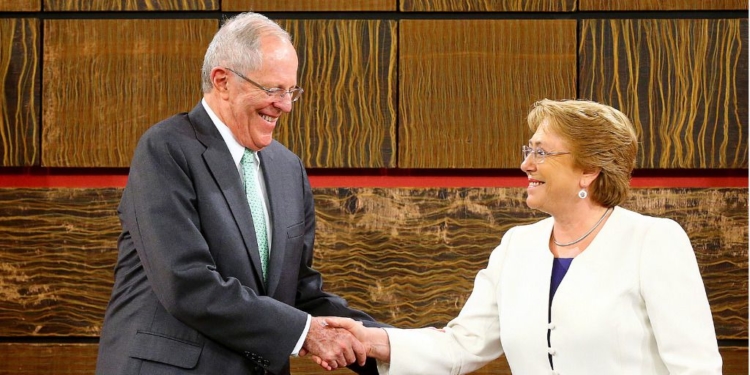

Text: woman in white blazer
xmin=321 ymin=99 xmax=722 ymax=374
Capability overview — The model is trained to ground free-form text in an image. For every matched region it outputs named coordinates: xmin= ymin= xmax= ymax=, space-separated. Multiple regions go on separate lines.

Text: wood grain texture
xmin=0 ymin=188 xmax=121 ymax=336
xmin=399 ymin=20 xmax=577 ymax=168
xmin=43 ymin=0 xmax=218 ymax=11
xmin=223 ymin=0 xmax=395 ymax=11
xmin=0 ymin=0 xmax=41 ymax=11
xmin=580 ymin=0 xmax=748 ymax=11
xmin=401 ymin=0 xmax=574 ymax=12
xmin=0 ymin=345 xmax=746 ymax=374
xmin=0 ymin=188 xmax=745 ymax=340
xmin=579 ymin=19 xmax=748 ymax=169
xmin=42 ymin=19 xmax=217 ymax=167
xmin=313 ymin=188 xmax=747 ymax=340
xmin=274 ymin=20 xmax=397 ymax=168
xmin=0 ymin=18 xmax=39 ymax=167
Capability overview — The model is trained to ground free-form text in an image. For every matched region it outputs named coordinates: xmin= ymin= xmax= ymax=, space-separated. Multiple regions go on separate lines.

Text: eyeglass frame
xmin=224 ymin=67 xmax=304 ymax=102
xmin=522 ymin=145 xmax=571 ymax=164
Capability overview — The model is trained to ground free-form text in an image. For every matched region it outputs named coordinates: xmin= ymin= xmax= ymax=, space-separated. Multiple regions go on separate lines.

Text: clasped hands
xmin=301 ymin=316 xmax=390 ymax=371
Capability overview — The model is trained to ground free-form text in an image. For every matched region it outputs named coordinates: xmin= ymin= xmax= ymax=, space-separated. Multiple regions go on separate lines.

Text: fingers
xmin=304 ymin=317 xmax=367 ymax=370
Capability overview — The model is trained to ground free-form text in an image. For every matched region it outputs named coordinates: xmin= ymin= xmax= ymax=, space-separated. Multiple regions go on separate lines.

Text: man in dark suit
xmin=96 ymin=12 xmax=380 ymax=375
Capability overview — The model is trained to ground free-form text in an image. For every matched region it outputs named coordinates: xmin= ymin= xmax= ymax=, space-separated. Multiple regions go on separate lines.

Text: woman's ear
xmin=580 ymin=167 xmax=601 ymax=189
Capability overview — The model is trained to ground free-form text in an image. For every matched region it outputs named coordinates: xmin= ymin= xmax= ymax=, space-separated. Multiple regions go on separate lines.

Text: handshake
xmin=300 ymin=317 xmax=391 ymax=371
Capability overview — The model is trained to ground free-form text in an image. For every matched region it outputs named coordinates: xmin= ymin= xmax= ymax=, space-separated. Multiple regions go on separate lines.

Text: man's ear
xmin=210 ymin=67 xmax=230 ymax=98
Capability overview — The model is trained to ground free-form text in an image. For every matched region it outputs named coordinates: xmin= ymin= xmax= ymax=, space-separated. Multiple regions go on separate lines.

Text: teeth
xmin=528 ymin=181 xmax=543 ymax=187
xmin=261 ymin=115 xmax=275 ymax=122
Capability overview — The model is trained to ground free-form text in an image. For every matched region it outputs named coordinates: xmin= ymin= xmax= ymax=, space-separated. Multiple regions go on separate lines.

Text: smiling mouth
xmin=260 ymin=114 xmax=277 ymax=123
xmin=528 ymin=180 xmax=544 ymax=187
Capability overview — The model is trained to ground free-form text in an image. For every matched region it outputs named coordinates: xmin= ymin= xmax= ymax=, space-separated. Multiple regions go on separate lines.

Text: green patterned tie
xmin=241 ymin=149 xmax=269 ymax=282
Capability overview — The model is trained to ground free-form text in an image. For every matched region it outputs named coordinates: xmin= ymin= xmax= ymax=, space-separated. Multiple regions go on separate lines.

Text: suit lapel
xmin=187 ymin=103 xmax=267 ymax=292
xmin=257 ymin=147 xmax=287 ymax=296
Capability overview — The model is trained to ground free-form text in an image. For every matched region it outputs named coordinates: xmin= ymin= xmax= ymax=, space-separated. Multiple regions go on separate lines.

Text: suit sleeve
xmin=640 ymin=218 xmax=722 ymax=374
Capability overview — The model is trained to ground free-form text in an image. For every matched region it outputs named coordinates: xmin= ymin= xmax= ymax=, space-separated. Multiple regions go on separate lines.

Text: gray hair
xmin=201 ymin=12 xmax=292 ymax=93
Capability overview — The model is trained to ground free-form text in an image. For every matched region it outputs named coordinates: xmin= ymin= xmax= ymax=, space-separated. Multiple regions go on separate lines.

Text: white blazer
xmin=379 ymin=207 xmax=722 ymax=375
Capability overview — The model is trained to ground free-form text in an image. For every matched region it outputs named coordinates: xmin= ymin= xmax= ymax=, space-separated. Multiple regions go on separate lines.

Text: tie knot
xmin=242 ymin=149 xmax=255 ymax=166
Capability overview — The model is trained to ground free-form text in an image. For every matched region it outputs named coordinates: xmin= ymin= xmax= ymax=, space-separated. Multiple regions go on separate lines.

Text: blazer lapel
xmin=187 ymin=103 xmax=267 ymax=292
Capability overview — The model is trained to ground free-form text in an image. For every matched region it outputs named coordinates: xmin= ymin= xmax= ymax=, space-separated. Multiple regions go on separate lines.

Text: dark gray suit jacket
xmin=96 ymin=103 xmax=379 ymax=375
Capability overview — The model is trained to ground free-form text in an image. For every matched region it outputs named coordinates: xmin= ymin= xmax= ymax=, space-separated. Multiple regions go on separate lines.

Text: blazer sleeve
xmin=381 ymin=228 xmax=512 ymax=375
xmin=639 ymin=218 xmax=722 ymax=374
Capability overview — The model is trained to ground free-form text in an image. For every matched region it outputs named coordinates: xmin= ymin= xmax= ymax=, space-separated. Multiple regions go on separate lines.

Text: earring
xmin=578 ymin=189 xmax=587 ymax=199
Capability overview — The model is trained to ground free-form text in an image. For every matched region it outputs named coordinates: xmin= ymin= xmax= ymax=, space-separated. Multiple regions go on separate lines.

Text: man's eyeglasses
xmin=225 ymin=67 xmax=304 ymax=102
xmin=522 ymin=145 xmax=571 ymax=164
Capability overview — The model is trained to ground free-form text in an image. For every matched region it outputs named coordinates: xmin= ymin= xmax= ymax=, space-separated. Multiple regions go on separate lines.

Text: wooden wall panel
xmin=313 ymin=188 xmax=747 ymax=339
xmin=398 ymin=20 xmax=577 ymax=168
xmin=579 ymin=19 xmax=748 ymax=169
xmin=0 ymin=188 xmax=121 ymax=337
xmin=0 ymin=187 xmax=743 ymax=340
xmin=42 ymin=19 xmax=217 ymax=167
xmin=275 ymin=20 xmax=397 ymax=168
xmin=0 ymin=0 xmax=40 ymax=11
xmin=0 ymin=18 xmax=39 ymax=167
xmin=43 ymin=0 xmax=218 ymax=11
xmin=0 ymin=344 xmax=746 ymax=374
xmin=223 ymin=0 xmax=395 ymax=11
xmin=580 ymin=0 xmax=748 ymax=11
xmin=401 ymin=0 xmax=574 ymax=12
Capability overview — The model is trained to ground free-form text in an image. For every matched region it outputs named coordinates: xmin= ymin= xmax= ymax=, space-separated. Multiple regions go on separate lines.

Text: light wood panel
xmin=0 ymin=187 xmax=744 ymax=340
xmin=580 ymin=0 xmax=748 ymax=11
xmin=398 ymin=20 xmax=577 ymax=168
xmin=223 ymin=0 xmax=395 ymax=11
xmin=0 ymin=0 xmax=40 ymax=11
xmin=43 ymin=0 xmax=218 ymax=11
xmin=313 ymin=188 xmax=747 ymax=339
xmin=579 ymin=19 xmax=748 ymax=169
xmin=0 ymin=343 xmax=746 ymax=374
xmin=0 ymin=18 xmax=39 ymax=167
xmin=401 ymin=0 xmax=574 ymax=12
xmin=42 ymin=19 xmax=217 ymax=167
xmin=275 ymin=19 xmax=397 ymax=168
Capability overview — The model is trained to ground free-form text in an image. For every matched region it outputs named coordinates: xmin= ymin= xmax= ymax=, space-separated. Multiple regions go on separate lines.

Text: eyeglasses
xmin=225 ymin=67 xmax=304 ymax=102
xmin=522 ymin=145 xmax=571 ymax=164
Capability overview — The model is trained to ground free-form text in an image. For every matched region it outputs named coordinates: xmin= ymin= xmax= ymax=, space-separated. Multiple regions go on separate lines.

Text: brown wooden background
xmin=0 ymin=0 xmax=747 ymax=374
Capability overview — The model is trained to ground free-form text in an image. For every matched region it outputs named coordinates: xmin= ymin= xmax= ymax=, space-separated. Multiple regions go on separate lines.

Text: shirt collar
xmin=201 ymin=98 xmax=249 ymax=167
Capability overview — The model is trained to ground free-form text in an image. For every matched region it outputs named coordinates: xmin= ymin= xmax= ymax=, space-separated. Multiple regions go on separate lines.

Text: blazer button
xmin=548 ymin=322 xmax=556 ymax=330
xmin=548 ymin=347 xmax=556 ymax=355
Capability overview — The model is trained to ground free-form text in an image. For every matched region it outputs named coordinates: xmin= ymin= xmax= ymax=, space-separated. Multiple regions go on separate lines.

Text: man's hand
xmin=324 ymin=317 xmax=391 ymax=362
xmin=302 ymin=317 xmax=367 ymax=371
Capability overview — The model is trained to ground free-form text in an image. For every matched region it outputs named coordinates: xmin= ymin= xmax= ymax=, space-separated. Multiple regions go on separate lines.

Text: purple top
xmin=549 ymin=257 xmax=574 ymax=304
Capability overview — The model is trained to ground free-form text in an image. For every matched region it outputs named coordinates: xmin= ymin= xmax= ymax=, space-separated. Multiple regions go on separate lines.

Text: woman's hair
xmin=527 ymin=99 xmax=638 ymax=207
xmin=201 ymin=12 xmax=292 ymax=93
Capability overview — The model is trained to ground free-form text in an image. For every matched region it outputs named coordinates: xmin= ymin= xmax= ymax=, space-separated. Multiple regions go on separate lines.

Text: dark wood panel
xmin=42 ymin=19 xmax=217 ymax=167
xmin=0 ymin=188 xmax=745 ymax=340
xmin=43 ymin=0 xmax=218 ymax=10
xmin=0 ymin=0 xmax=41 ymax=11
xmin=401 ymin=0 xmax=574 ymax=12
xmin=579 ymin=19 xmax=748 ymax=169
xmin=398 ymin=20 xmax=577 ymax=168
xmin=223 ymin=0 xmax=395 ymax=11
xmin=0 ymin=343 xmax=746 ymax=374
xmin=580 ymin=0 xmax=747 ymax=11
xmin=0 ymin=18 xmax=39 ymax=167
xmin=275 ymin=20 xmax=397 ymax=168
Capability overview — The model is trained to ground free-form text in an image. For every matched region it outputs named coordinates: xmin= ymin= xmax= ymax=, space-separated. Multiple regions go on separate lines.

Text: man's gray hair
xmin=201 ymin=12 xmax=291 ymax=93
